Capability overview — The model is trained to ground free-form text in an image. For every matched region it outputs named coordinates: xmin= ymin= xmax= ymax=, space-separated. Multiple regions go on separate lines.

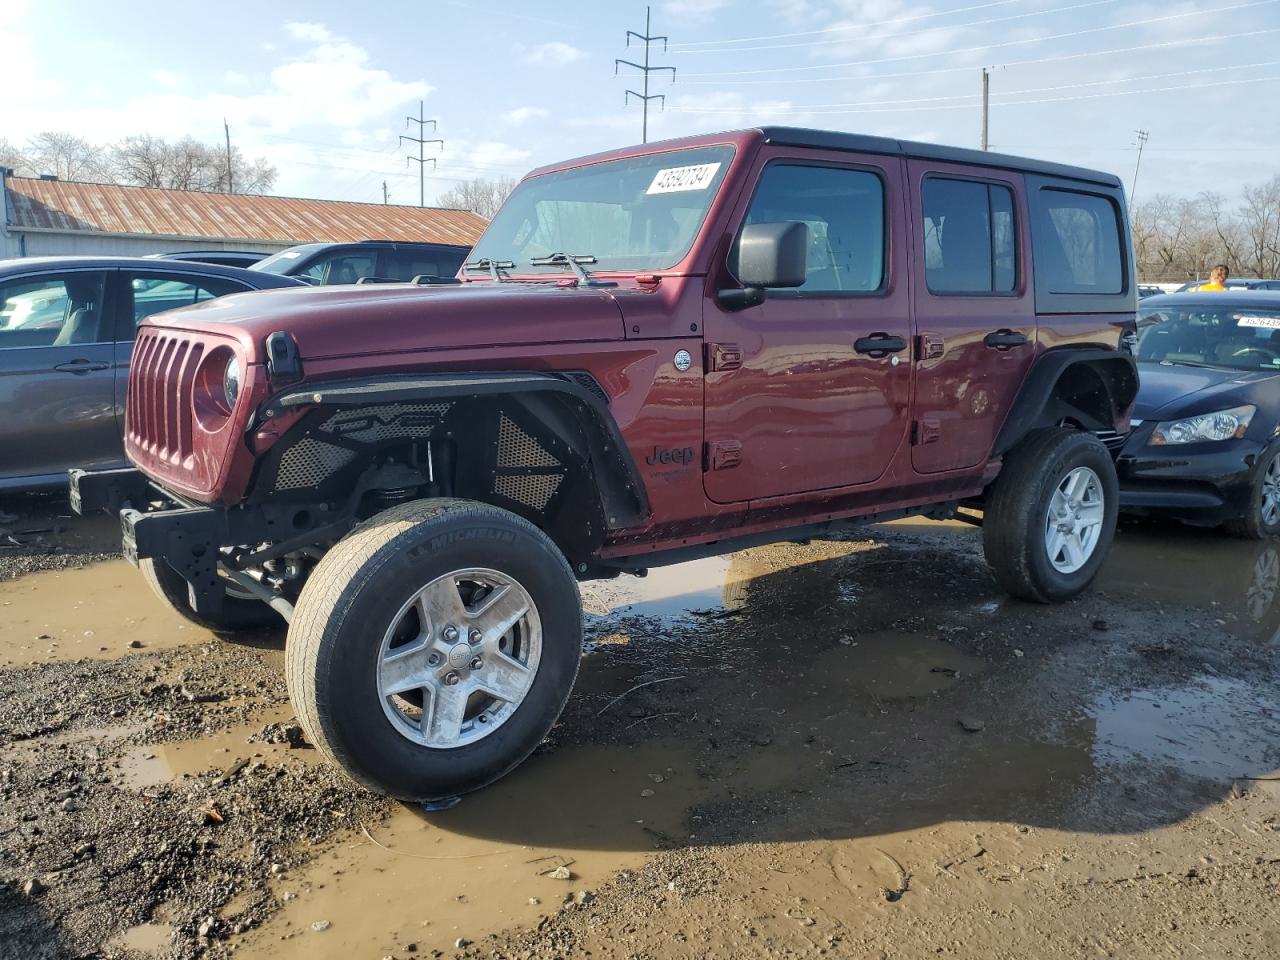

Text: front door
xmin=906 ymin=161 xmax=1036 ymax=473
xmin=703 ymin=149 xmax=912 ymax=504
xmin=0 ymin=269 xmax=119 ymax=484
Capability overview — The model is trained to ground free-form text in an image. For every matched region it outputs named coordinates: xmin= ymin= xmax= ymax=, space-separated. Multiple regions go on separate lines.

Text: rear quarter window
xmin=1027 ymin=176 xmax=1133 ymax=314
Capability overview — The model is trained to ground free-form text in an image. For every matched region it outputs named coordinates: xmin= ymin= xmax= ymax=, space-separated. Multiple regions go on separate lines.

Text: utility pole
xmin=223 ymin=118 xmax=234 ymax=193
xmin=400 ymin=100 xmax=443 ymax=207
xmin=616 ymin=6 xmax=676 ymax=144
xmin=382 ymin=180 xmax=390 ymax=205
xmin=1131 ymin=129 xmax=1150 ymax=208
xmin=980 ymin=68 xmax=989 ymax=151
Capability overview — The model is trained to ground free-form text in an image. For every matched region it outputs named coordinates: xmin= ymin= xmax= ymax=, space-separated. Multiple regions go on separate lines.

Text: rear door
xmin=111 ymin=269 xmax=255 ymax=430
xmin=0 ymin=269 xmax=119 ymax=483
xmin=703 ymin=148 xmax=912 ymax=503
xmin=381 ymin=244 xmax=469 ymax=281
xmin=907 ymin=161 xmax=1036 ymax=473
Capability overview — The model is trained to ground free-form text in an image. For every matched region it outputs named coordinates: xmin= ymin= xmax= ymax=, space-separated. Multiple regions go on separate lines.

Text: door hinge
xmin=917 ymin=333 xmax=945 ymax=361
xmin=912 ymin=419 xmax=942 ymax=445
xmin=706 ymin=440 xmax=743 ymax=470
xmin=705 ymin=342 xmax=743 ymax=372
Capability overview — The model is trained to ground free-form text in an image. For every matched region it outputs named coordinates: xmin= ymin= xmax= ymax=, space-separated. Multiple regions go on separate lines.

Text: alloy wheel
xmin=1044 ymin=466 xmax=1105 ymax=574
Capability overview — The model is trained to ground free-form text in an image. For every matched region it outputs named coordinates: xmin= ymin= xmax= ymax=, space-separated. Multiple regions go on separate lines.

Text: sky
xmin=2 ymin=0 xmax=1278 ymax=208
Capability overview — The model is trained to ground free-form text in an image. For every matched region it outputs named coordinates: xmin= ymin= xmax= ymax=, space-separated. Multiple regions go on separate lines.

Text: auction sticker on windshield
xmin=647 ymin=162 xmax=722 ymax=195
xmin=1236 ymin=315 xmax=1280 ymax=329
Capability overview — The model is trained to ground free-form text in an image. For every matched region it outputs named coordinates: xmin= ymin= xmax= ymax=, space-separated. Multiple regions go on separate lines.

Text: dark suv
xmin=249 ymin=240 xmax=471 ymax=285
xmin=73 ymin=127 xmax=1138 ymax=802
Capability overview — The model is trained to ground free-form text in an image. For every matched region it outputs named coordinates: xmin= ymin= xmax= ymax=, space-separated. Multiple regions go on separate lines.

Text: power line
xmin=615 ymin=5 xmax=676 ymax=143
xmin=670 ymin=0 xmax=1121 ymax=56
xmin=399 ymin=99 xmax=443 ymax=207
xmin=680 ymin=0 xmax=1279 ymax=77
xmin=666 ymin=73 xmax=1280 ymax=117
xmin=668 ymin=0 xmax=1019 ymax=48
xmin=670 ymin=59 xmax=1280 ymax=114
xmin=675 ymin=26 xmax=1280 ymax=85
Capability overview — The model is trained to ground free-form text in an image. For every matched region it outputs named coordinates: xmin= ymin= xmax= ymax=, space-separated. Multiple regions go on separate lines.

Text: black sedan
xmin=0 ymin=256 xmax=303 ymax=491
xmin=1117 ymin=291 xmax=1280 ymax=537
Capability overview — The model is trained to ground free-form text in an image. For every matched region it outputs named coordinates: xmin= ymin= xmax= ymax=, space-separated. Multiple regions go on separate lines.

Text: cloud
xmin=525 ymin=41 xmax=586 ymax=65
xmin=661 ymin=0 xmax=732 ymax=25
xmin=500 ymin=106 xmax=550 ymax=125
xmin=284 ymin=21 xmax=333 ymax=43
xmin=224 ymin=70 xmax=250 ymax=86
xmin=148 ymin=69 xmax=181 ymax=89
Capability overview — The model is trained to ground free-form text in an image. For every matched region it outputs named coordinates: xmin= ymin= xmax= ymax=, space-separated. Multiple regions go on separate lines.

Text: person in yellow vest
xmin=1199 ymin=264 xmax=1230 ymax=291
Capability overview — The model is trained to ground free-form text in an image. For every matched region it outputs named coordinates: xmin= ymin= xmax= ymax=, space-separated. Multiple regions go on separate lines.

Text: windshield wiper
xmin=1157 ymin=358 xmax=1217 ymax=368
xmin=527 ymin=252 xmax=615 ymax=288
xmin=462 ymin=258 xmax=515 ymax=282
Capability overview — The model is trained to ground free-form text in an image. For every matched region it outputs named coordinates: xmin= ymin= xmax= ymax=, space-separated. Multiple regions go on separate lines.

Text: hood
xmin=140 ymin=282 xmax=627 ymax=361
xmin=1134 ymin=362 xmax=1278 ymax=419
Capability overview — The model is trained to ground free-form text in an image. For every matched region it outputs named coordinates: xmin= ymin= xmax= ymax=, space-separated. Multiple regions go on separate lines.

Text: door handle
xmin=54 ymin=359 xmax=110 ymax=374
xmin=854 ymin=334 xmax=908 ymax=356
xmin=984 ymin=329 xmax=1028 ymax=349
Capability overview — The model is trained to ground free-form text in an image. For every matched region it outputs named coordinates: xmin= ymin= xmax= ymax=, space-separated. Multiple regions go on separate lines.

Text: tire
xmin=983 ymin=428 xmax=1119 ymax=603
xmin=1224 ymin=444 xmax=1280 ymax=540
xmin=285 ymin=498 xmax=581 ymax=801
xmin=140 ymin=557 xmax=280 ymax=633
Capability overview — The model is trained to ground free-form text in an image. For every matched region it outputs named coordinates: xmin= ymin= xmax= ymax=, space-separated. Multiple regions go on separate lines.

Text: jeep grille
xmin=126 ymin=329 xmax=203 ymax=465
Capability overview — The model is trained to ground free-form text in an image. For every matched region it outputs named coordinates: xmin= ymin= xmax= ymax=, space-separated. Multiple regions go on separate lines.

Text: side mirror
xmin=720 ymin=221 xmax=809 ymax=310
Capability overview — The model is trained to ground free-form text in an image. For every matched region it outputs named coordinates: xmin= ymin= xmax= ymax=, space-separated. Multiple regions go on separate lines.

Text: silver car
xmin=0 ymin=256 xmax=302 ymax=490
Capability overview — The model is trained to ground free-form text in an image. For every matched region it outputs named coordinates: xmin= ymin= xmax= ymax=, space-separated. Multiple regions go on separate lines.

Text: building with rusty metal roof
xmin=0 ymin=171 xmax=488 ymax=259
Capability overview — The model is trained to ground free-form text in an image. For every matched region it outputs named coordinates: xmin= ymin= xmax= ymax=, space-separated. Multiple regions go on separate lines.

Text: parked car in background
xmin=1174 ymin=278 xmax=1280 ymax=292
xmin=249 ymin=240 xmax=471 ymax=285
xmin=147 ymin=250 xmax=271 ymax=268
xmin=0 ymin=256 xmax=303 ymax=490
xmin=1116 ymin=291 xmax=1280 ymax=537
xmin=1138 ymin=284 xmax=1164 ymax=299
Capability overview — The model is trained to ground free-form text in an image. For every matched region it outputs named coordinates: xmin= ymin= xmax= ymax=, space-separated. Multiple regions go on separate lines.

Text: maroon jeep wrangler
xmin=72 ymin=127 xmax=1137 ymax=801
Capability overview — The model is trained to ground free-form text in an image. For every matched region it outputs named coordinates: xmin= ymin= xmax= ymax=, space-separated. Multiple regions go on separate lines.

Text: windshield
xmin=1137 ymin=304 xmax=1280 ymax=371
xmin=249 ymin=246 xmax=322 ymax=275
xmin=468 ymin=145 xmax=735 ymax=274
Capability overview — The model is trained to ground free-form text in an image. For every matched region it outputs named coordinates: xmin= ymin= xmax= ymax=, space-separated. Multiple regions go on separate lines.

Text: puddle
xmin=239 ymin=740 xmax=718 ymax=958
xmin=107 ymin=922 xmax=174 ymax=955
xmin=1090 ymin=674 xmax=1280 ymax=779
xmin=117 ymin=706 xmax=308 ymax=789
xmin=581 ymin=556 xmax=737 ymax=623
xmin=0 ymin=559 xmax=214 ymax=666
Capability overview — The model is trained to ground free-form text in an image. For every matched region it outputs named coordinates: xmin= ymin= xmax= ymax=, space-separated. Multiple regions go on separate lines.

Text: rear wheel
xmin=983 ymin=428 xmax=1119 ymax=602
xmin=1225 ymin=445 xmax=1280 ymax=540
xmin=285 ymin=498 xmax=581 ymax=801
xmin=140 ymin=557 xmax=280 ymax=633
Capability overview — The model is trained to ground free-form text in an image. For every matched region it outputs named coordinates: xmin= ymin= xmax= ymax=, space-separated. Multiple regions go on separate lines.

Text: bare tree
xmin=25 ymin=131 xmax=107 ymax=181
xmin=109 ymin=133 xmax=276 ymax=195
xmin=435 ymin=176 xmax=518 ymax=219
xmin=0 ymin=139 xmax=31 ymax=175
xmin=1239 ymin=176 xmax=1280 ymax=279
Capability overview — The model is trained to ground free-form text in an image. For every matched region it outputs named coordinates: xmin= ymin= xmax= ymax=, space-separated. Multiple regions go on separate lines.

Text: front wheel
xmin=285 ymin=498 xmax=582 ymax=801
xmin=983 ymin=428 xmax=1119 ymax=603
xmin=1224 ymin=445 xmax=1280 ymax=540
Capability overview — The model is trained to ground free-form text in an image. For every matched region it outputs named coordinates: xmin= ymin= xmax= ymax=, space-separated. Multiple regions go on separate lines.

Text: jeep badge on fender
xmin=71 ymin=126 xmax=1136 ymax=804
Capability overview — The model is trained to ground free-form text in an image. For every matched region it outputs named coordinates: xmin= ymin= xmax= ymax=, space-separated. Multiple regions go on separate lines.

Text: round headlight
xmin=223 ymin=357 xmax=241 ymax=409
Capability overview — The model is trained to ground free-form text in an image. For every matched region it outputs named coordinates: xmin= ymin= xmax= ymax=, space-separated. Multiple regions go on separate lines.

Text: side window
xmin=1034 ymin=189 xmax=1123 ymax=295
xmin=922 ymin=178 xmax=1017 ymax=295
xmin=299 ymin=252 xmax=378 ymax=285
xmin=388 ymin=248 xmax=468 ymax=280
xmin=741 ymin=164 xmax=885 ymax=294
xmin=0 ymin=272 xmax=108 ymax=348
xmin=126 ymin=274 xmax=247 ymax=333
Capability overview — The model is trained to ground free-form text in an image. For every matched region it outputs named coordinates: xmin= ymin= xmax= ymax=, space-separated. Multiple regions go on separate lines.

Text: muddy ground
xmin=1 ymin=492 xmax=1278 ymax=959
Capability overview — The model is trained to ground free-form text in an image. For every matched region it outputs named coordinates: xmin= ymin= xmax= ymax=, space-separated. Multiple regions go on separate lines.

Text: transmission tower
xmin=1131 ymin=129 xmax=1150 ymax=208
xmin=400 ymin=100 xmax=443 ymax=207
xmin=616 ymin=6 xmax=675 ymax=144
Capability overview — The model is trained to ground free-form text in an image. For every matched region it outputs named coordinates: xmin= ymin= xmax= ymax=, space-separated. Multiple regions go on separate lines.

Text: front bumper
xmin=72 ymin=466 xmax=229 ymax=613
xmin=1115 ymin=423 xmax=1262 ymax=526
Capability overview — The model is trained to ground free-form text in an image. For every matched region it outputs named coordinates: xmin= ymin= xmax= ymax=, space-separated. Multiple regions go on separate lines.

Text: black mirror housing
xmin=734 ymin=221 xmax=809 ymax=289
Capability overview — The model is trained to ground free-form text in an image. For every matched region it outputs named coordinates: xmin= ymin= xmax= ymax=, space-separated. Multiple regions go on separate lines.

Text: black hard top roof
xmin=757 ymin=127 xmax=1123 ymax=188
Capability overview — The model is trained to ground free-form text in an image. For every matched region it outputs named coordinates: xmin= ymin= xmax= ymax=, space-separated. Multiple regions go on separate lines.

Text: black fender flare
xmin=258 ymin=371 xmax=651 ymax=530
xmin=993 ymin=348 xmax=1138 ymax=457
